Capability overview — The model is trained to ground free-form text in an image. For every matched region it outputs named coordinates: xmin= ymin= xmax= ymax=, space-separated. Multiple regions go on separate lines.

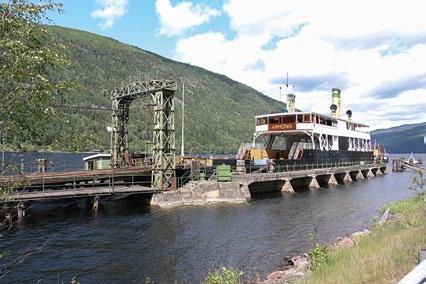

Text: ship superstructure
xmin=237 ymin=87 xmax=376 ymax=164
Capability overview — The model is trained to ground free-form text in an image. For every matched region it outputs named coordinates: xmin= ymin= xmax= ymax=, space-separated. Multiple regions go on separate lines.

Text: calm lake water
xmin=0 ymin=153 xmax=423 ymax=283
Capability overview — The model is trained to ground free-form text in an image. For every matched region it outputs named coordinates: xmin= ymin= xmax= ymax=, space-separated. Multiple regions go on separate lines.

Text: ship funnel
xmin=330 ymin=104 xmax=337 ymax=117
xmin=346 ymin=110 xmax=352 ymax=122
xmin=331 ymin=88 xmax=341 ymax=118
xmin=286 ymin=85 xmax=296 ymax=112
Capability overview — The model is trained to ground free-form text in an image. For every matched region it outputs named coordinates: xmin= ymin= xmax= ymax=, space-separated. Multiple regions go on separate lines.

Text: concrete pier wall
xmin=150 ymin=181 xmax=250 ymax=208
xmin=151 ymin=164 xmax=386 ymax=208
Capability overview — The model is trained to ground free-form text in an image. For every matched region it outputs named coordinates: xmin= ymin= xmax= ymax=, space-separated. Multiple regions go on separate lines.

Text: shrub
xmin=307 ymin=243 xmax=330 ymax=271
xmin=205 ymin=267 xmax=242 ymax=284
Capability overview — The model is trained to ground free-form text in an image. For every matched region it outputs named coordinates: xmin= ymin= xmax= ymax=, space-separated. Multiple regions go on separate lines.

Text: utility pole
xmin=181 ymin=82 xmax=185 ymax=157
xmin=1 ymin=131 xmax=4 ymax=174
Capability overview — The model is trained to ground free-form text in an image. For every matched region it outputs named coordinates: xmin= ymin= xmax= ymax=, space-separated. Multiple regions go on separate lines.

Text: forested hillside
xmin=371 ymin=122 xmax=426 ymax=153
xmin=24 ymin=25 xmax=284 ymax=153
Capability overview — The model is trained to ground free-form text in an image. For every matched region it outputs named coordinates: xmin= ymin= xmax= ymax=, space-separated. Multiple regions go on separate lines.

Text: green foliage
xmin=410 ymin=171 xmax=425 ymax=200
xmin=382 ymin=192 xmax=425 ymax=215
xmin=205 ymin=267 xmax=242 ymax=284
xmin=399 ymin=215 xmax=419 ymax=229
xmin=307 ymin=243 xmax=330 ymax=271
xmin=383 ymin=191 xmax=424 ymax=230
xmin=370 ymin=215 xmax=379 ymax=228
xmin=0 ymin=0 xmax=71 ymax=150
xmin=8 ymin=24 xmax=284 ymax=152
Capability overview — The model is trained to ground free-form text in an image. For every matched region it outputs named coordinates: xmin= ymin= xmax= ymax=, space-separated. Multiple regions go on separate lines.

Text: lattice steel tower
xmin=110 ymin=79 xmax=177 ymax=191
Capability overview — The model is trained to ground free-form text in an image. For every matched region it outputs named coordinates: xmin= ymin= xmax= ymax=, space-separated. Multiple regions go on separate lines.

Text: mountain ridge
xmin=371 ymin=122 xmax=426 ymax=153
xmin=39 ymin=25 xmax=285 ymax=153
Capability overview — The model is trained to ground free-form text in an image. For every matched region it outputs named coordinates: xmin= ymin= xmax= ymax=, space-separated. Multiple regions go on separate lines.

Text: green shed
xmin=83 ymin=153 xmax=111 ymax=170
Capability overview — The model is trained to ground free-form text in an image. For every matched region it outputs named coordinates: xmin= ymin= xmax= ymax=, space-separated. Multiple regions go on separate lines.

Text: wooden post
xmin=92 ymin=196 xmax=99 ymax=214
xmin=17 ymin=202 xmax=25 ymax=222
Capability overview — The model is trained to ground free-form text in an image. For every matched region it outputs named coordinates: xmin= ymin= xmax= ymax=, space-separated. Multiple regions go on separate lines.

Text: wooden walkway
xmin=6 ymin=185 xmax=156 ymax=202
xmin=0 ymin=166 xmax=152 ymax=187
xmin=401 ymin=162 xmax=425 ymax=173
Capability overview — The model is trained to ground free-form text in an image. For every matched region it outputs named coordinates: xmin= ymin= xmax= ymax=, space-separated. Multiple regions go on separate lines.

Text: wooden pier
xmin=0 ymin=165 xmax=166 ymax=221
xmin=0 ymin=166 xmax=152 ymax=189
xmin=7 ymin=184 xmax=155 ymax=202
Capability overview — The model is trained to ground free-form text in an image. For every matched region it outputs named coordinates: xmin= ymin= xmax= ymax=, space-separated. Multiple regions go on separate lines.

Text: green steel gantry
xmin=110 ymin=79 xmax=176 ymax=191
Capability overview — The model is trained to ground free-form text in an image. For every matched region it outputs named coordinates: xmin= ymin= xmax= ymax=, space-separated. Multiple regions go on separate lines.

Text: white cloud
xmin=91 ymin=0 xmax=128 ymax=29
xmin=155 ymin=0 xmax=220 ymax=36
xmin=174 ymin=0 xmax=426 ymax=129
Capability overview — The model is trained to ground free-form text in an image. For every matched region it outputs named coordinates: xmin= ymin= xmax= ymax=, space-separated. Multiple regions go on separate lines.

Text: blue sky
xmin=48 ymin=0 xmax=426 ymax=129
xmin=50 ymin=0 xmax=173 ymax=57
xmin=50 ymin=0 xmax=228 ymax=58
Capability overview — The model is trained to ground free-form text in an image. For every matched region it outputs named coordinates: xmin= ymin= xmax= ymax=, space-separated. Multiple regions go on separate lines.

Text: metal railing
xmin=244 ymin=160 xmax=386 ymax=174
xmin=7 ymin=173 xmax=152 ymax=192
xmin=177 ymin=170 xmax=192 ymax=189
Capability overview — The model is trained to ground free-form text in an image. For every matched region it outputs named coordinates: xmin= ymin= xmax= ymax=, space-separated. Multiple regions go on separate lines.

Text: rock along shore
xmin=261 ymin=209 xmax=392 ymax=284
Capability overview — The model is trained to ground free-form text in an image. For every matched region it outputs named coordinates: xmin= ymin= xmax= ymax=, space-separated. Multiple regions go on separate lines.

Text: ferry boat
xmin=237 ymin=86 xmax=384 ymax=166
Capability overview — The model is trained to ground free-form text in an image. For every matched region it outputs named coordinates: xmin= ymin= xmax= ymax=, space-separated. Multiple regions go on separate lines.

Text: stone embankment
xmin=262 ymin=229 xmax=371 ymax=284
xmin=262 ymin=208 xmax=392 ymax=284
xmin=150 ymin=181 xmax=251 ymax=208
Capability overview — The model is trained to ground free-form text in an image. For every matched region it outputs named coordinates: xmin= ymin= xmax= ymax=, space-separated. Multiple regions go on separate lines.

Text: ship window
xmin=297 ymin=115 xmax=303 ymax=123
xmin=270 ymin=117 xmax=280 ymax=124
xmin=302 ymin=114 xmax=310 ymax=122
xmin=256 ymin=117 xmax=267 ymax=125
xmin=283 ymin=115 xmax=295 ymax=123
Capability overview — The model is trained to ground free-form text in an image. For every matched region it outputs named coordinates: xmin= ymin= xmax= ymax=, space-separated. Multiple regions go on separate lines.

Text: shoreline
xmin=259 ymin=192 xmax=425 ymax=284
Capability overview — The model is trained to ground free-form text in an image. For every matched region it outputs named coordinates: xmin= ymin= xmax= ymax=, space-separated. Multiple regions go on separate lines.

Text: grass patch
xmin=300 ymin=193 xmax=426 ymax=284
